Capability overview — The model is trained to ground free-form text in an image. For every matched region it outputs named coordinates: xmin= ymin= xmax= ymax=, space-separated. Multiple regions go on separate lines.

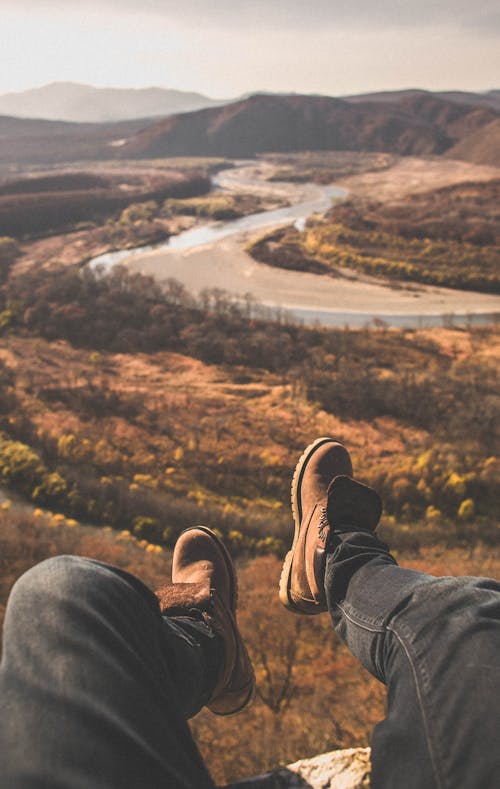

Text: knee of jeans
xmin=8 ymin=556 xmax=158 ymax=630
xmin=8 ymin=555 xmax=108 ymax=616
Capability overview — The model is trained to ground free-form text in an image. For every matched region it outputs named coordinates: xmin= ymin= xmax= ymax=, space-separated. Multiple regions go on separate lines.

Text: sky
xmin=1 ymin=0 xmax=499 ymax=98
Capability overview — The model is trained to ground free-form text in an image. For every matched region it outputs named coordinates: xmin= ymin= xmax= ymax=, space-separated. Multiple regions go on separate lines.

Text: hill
xmin=344 ymin=88 xmax=500 ymax=112
xmin=445 ymin=118 xmax=500 ymax=167
xmin=118 ymin=92 xmax=498 ymax=162
xmin=0 ymin=115 xmax=154 ymax=172
xmin=0 ymin=82 xmax=224 ymax=123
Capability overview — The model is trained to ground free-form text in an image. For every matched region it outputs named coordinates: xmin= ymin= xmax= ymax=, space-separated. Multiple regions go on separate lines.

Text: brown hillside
xmin=119 ymin=93 xmax=447 ymax=158
xmin=445 ymin=118 xmax=500 ymax=167
xmin=393 ymin=93 xmax=497 ymax=142
xmin=119 ymin=93 xmax=498 ymax=161
xmin=0 ymin=115 xmax=156 ymax=170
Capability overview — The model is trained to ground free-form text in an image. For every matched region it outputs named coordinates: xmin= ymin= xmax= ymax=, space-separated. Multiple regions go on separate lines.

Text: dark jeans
xmin=1 ymin=535 xmax=500 ymax=789
xmin=326 ymin=530 xmax=500 ymax=789
xmin=0 ymin=557 xmax=218 ymax=789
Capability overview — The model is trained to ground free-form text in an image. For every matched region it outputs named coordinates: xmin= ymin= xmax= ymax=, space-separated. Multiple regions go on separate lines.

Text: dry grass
xmin=337 ymin=156 xmax=500 ymax=201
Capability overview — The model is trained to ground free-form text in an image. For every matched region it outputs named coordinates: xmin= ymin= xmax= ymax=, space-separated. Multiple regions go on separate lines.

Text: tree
xmin=0 ymin=237 xmax=20 ymax=283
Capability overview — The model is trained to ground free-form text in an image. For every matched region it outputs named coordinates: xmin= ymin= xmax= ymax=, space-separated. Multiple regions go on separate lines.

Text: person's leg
xmin=326 ymin=529 xmax=500 ymax=789
xmin=280 ymin=437 xmax=500 ymax=789
xmin=0 ymin=555 xmax=218 ymax=789
xmin=156 ymin=526 xmax=255 ymax=717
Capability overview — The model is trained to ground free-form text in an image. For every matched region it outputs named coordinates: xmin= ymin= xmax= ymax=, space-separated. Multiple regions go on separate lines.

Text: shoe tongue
xmin=326 ymin=475 xmax=382 ymax=531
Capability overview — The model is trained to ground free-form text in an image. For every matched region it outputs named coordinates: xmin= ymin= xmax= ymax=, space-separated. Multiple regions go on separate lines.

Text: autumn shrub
xmin=0 ymin=358 xmax=16 ymax=415
xmin=0 ymin=236 xmax=20 ymax=282
xmin=38 ymin=383 xmax=143 ymax=421
xmin=163 ymin=195 xmax=240 ymax=220
xmin=119 ymin=201 xmax=158 ymax=225
xmin=0 ymin=436 xmax=46 ymax=495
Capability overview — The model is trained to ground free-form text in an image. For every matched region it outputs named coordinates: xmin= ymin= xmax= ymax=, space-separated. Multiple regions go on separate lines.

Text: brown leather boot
xmin=279 ymin=437 xmax=382 ymax=614
xmin=155 ymin=526 xmax=255 ymax=716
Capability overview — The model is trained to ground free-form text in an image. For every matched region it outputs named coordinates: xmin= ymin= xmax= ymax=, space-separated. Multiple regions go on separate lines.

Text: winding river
xmin=90 ymin=162 xmax=500 ymax=328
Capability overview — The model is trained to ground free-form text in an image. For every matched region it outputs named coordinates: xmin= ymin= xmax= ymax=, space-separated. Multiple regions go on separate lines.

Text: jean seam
xmin=336 ymin=602 xmax=385 ymax=633
xmin=387 ymin=625 xmax=444 ymax=789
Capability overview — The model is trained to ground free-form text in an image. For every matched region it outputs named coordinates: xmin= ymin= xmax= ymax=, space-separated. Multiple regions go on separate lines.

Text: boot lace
xmin=318 ymin=506 xmax=329 ymax=540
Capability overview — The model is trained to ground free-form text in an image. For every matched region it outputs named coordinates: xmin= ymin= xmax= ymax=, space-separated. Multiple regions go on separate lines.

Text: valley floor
xmin=121 ymin=158 xmax=500 ymax=324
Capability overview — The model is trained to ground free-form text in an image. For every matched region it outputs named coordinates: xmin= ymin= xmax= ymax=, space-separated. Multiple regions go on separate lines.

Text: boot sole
xmin=279 ymin=437 xmax=340 ymax=613
xmin=181 ymin=525 xmax=256 ymax=715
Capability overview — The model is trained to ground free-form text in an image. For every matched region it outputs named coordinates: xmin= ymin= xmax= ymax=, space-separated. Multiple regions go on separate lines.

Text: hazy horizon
xmin=0 ymin=80 xmax=498 ymax=103
xmin=2 ymin=1 xmax=499 ymax=99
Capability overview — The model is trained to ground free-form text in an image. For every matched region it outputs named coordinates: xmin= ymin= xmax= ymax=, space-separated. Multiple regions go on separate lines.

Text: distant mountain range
xmin=1 ymin=82 xmax=499 ymax=124
xmin=0 ymin=85 xmax=499 ymax=169
xmin=0 ymin=82 xmax=225 ymax=123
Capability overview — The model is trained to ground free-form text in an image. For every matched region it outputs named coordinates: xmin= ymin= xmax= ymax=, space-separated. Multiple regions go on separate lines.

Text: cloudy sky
xmin=2 ymin=0 xmax=499 ymax=98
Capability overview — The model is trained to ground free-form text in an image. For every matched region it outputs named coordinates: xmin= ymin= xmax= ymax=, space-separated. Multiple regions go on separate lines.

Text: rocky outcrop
xmin=224 ymin=747 xmax=371 ymax=789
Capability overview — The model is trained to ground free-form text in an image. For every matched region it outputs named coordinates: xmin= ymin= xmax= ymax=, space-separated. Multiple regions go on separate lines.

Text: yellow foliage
xmin=416 ymin=450 xmax=433 ymax=470
xmin=146 ymin=544 xmax=163 ymax=554
xmin=133 ymin=474 xmax=158 ymax=489
xmin=57 ymin=433 xmax=76 ymax=458
xmin=57 ymin=434 xmax=92 ymax=462
xmin=93 ymin=439 xmax=121 ymax=468
xmin=117 ymin=530 xmax=133 ymax=542
xmin=416 ymin=479 xmax=432 ymax=502
xmin=445 ymin=472 xmax=467 ymax=497
xmin=425 ymin=505 xmax=442 ymax=522
xmin=259 ymin=450 xmax=282 ymax=468
xmin=457 ymin=499 xmax=475 ymax=521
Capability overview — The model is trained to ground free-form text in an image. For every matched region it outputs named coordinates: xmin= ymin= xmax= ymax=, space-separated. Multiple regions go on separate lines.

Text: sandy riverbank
xmin=126 ymin=233 xmax=500 ymax=321
xmin=120 ymin=157 xmax=500 ymax=325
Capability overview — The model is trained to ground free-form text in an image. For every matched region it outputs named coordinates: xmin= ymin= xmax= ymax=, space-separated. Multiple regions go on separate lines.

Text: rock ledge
xmin=224 ymin=746 xmax=371 ymax=788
